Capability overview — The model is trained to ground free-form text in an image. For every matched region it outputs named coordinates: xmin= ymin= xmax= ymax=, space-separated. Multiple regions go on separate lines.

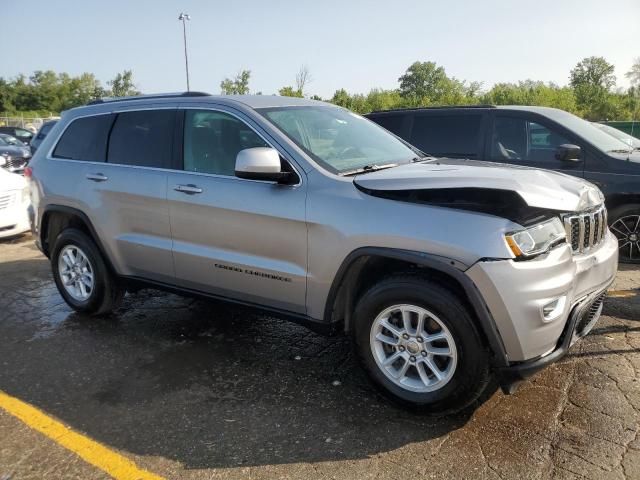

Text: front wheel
xmin=609 ymin=204 xmax=640 ymax=264
xmin=353 ymin=276 xmax=490 ymax=414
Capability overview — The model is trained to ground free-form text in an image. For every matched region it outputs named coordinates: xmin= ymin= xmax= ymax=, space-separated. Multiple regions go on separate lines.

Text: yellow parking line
xmin=607 ymin=290 xmax=638 ymax=298
xmin=0 ymin=390 xmax=164 ymax=480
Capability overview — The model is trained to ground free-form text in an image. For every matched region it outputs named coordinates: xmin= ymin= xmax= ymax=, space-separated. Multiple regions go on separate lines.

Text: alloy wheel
xmin=370 ymin=304 xmax=458 ymax=393
xmin=58 ymin=245 xmax=94 ymax=301
xmin=610 ymin=214 xmax=640 ymax=262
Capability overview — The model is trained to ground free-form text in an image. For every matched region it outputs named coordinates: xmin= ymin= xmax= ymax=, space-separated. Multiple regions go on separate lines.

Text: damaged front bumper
xmin=466 ymin=230 xmax=618 ymax=393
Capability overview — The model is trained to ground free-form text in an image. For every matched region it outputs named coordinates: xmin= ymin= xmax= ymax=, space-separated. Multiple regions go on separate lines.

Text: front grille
xmin=4 ymin=157 xmax=28 ymax=172
xmin=564 ymin=205 xmax=607 ymax=254
xmin=0 ymin=193 xmax=13 ymax=210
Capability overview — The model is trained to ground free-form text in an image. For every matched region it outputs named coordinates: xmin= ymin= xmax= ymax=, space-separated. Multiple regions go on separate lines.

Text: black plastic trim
xmin=122 ymin=276 xmax=339 ymax=336
xmin=324 ymin=247 xmax=509 ymax=367
xmin=39 ymin=205 xmax=114 ymax=273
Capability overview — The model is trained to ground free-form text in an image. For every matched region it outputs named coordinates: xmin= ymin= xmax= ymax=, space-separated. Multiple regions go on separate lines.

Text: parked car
xmin=0 ymin=134 xmax=31 ymax=173
xmin=29 ymin=120 xmax=58 ymax=154
xmin=0 ymin=168 xmax=30 ymax=239
xmin=27 ymin=93 xmax=617 ymax=412
xmin=592 ymin=122 xmax=640 ymax=150
xmin=0 ymin=126 xmax=34 ymax=145
xmin=367 ymin=106 xmax=640 ymax=263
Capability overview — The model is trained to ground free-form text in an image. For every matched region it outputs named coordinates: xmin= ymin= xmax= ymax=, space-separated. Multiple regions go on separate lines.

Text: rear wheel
xmin=51 ymin=228 xmax=124 ymax=315
xmin=353 ymin=276 xmax=490 ymax=414
xmin=609 ymin=204 xmax=640 ymax=264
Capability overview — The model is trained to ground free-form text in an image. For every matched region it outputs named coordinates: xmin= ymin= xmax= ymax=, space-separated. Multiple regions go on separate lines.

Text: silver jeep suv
xmin=27 ymin=93 xmax=618 ymax=413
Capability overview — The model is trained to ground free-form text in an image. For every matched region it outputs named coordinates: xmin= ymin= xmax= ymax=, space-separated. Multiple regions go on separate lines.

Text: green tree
xmin=570 ymin=56 xmax=616 ymax=119
xmin=107 ymin=70 xmax=139 ymax=97
xmin=278 ymin=86 xmax=303 ymax=98
xmin=220 ymin=70 xmax=251 ymax=95
xmin=626 ymin=58 xmax=640 ymax=88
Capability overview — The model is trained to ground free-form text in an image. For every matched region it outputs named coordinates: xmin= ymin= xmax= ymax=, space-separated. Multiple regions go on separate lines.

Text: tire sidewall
xmin=51 ymin=229 xmax=109 ymax=313
xmin=354 ymin=279 xmax=488 ymax=410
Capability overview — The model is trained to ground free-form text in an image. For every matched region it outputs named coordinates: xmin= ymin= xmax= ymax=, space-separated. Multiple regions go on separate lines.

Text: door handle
xmin=86 ymin=173 xmax=108 ymax=182
xmin=174 ymin=184 xmax=203 ymax=194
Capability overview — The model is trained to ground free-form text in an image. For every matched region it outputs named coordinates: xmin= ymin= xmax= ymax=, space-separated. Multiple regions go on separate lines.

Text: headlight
xmin=504 ymin=217 xmax=566 ymax=258
xmin=0 ymin=154 xmax=8 ymax=167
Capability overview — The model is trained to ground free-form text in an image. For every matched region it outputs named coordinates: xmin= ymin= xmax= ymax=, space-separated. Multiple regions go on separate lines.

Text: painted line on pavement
xmin=0 ymin=390 xmax=164 ymax=480
xmin=607 ymin=289 xmax=638 ymax=298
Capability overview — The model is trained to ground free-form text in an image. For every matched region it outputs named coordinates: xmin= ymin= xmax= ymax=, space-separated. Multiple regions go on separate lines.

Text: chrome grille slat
xmin=564 ymin=205 xmax=607 ymax=254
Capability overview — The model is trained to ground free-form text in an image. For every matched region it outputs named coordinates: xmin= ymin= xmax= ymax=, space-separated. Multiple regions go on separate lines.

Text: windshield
xmin=544 ymin=109 xmax=631 ymax=153
xmin=259 ymin=106 xmax=418 ymax=174
xmin=591 ymin=123 xmax=640 ymax=150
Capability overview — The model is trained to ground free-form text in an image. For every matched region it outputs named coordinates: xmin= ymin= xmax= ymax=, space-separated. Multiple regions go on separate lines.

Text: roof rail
xmin=87 ymin=91 xmax=211 ymax=106
xmin=368 ymin=104 xmax=496 ymax=115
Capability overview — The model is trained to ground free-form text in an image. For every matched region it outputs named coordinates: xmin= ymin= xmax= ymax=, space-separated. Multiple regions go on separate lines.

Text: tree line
xmin=0 ymin=70 xmax=139 ymax=116
xmin=2 ymin=57 xmax=639 ymax=121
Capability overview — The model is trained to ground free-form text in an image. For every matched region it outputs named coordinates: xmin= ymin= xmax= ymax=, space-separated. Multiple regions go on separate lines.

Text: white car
xmin=0 ymin=168 xmax=30 ymax=239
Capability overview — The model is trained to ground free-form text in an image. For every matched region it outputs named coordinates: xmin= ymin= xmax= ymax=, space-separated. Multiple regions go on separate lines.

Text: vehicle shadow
xmin=0 ymin=257 xmax=482 ymax=470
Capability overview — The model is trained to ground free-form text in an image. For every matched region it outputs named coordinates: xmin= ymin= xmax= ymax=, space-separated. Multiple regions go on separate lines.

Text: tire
xmin=51 ymin=228 xmax=124 ymax=315
xmin=353 ymin=276 xmax=490 ymax=414
xmin=608 ymin=204 xmax=640 ymax=264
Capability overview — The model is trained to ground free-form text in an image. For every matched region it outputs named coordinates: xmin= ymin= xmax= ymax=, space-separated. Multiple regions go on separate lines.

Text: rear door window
xmin=409 ymin=114 xmax=483 ymax=158
xmin=107 ymin=110 xmax=175 ymax=168
xmin=53 ymin=115 xmax=113 ymax=161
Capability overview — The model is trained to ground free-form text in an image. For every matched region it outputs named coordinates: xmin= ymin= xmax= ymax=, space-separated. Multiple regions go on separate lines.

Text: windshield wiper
xmin=341 ymin=163 xmax=398 ymax=176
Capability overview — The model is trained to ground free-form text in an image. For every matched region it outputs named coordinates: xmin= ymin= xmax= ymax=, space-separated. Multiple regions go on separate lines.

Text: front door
xmin=167 ymin=108 xmax=308 ymax=314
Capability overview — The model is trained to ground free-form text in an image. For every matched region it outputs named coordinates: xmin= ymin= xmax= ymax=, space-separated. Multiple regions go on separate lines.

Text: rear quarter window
xmin=410 ymin=114 xmax=483 ymax=158
xmin=53 ymin=115 xmax=113 ymax=161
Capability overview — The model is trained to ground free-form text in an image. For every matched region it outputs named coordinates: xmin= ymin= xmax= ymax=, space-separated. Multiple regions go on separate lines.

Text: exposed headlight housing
xmin=505 ymin=217 xmax=566 ymax=258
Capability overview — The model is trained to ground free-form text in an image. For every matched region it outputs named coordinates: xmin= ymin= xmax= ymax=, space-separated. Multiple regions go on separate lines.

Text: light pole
xmin=178 ymin=13 xmax=191 ymax=91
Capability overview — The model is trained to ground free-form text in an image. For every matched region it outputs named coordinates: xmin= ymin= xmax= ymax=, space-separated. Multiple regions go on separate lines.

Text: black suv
xmin=367 ymin=106 xmax=640 ymax=263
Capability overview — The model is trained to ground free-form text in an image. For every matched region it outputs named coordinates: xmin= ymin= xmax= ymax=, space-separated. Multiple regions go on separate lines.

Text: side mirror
xmin=235 ymin=147 xmax=295 ymax=184
xmin=555 ymin=144 xmax=581 ymax=162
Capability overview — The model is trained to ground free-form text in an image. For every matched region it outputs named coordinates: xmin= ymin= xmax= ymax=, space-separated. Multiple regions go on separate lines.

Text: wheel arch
xmin=40 ymin=205 xmax=116 ymax=274
xmin=324 ymin=247 xmax=509 ymax=367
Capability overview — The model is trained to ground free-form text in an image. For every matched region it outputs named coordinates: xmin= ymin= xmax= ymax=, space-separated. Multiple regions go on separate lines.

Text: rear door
xmin=408 ymin=111 xmax=486 ymax=159
xmin=166 ymin=107 xmax=308 ymax=313
xmin=485 ymin=111 xmax=585 ymax=177
xmin=59 ymin=108 xmax=177 ymax=283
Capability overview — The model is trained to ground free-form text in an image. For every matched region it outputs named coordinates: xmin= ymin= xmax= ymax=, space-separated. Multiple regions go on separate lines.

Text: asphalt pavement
xmin=0 ymin=234 xmax=638 ymax=479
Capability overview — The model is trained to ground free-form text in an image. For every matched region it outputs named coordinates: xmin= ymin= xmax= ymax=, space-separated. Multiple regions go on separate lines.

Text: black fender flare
xmin=323 ymin=247 xmax=509 ymax=367
xmin=40 ymin=205 xmax=116 ymax=273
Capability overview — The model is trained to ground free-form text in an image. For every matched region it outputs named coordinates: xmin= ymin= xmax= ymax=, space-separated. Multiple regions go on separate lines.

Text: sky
xmin=3 ymin=0 xmax=639 ymax=98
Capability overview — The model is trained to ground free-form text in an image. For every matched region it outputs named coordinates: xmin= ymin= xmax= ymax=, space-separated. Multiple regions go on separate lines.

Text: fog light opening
xmin=542 ymin=296 xmax=567 ymax=323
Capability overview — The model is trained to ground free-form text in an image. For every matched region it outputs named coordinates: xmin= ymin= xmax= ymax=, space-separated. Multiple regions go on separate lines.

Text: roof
xmin=85 ymin=92 xmax=328 ymax=109
xmin=368 ymin=104 xmax=567 ymax=116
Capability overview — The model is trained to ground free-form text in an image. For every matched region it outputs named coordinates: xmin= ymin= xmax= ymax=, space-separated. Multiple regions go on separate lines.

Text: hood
xmin=0 ymin=145 xmax=31 ymax=158
xmin=354 ymin=159 xmax=603 ymax=213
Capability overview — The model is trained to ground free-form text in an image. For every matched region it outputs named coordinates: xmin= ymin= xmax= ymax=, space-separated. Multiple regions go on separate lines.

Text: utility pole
xmin=178 ymin=13 xmax=191 ymax=91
